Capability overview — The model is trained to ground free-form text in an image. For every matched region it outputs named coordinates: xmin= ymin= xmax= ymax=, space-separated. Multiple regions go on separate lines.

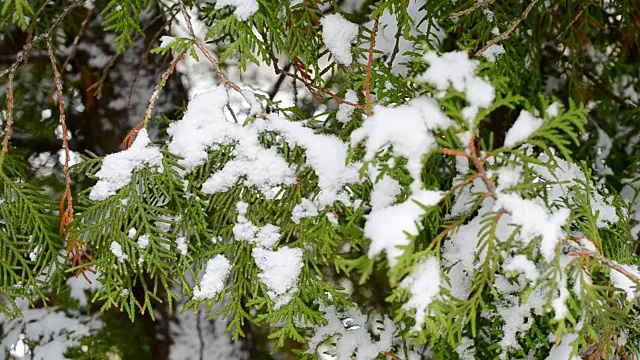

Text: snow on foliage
xmin=193 ymin=255 xmax=232 ymax=300
xmin=252 ymin=246 xmax=303 ymax=309
xmin=212 ymin=0 xmax=259 ymax=20
xmin=365 ymin=190 xmax=443 ymax=266
xmin=89 ymin=128 xmax=163 ymax=201
xmin=503 ymin=110 xmax=544 ymax=147
xmin=321 ymin=14 xmax=359 ymax=66
xmin=307 ymin=303 xmax=395 ymax=360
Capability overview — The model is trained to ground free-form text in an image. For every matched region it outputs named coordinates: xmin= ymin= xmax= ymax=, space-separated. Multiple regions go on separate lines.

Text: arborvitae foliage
xmin=3 ymin=0 xmax=640 ymax=359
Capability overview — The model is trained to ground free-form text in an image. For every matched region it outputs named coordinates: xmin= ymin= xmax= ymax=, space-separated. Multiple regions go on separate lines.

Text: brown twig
xmin=364 ymin=17 xmax=379 ymax=116
xmin=450 ymin=0 xmax=496 ymax=19
xmin=566 ymin=244 xmax=640 ymax=288
xmin=1 ymin=70 xmax=16 ymax=154
xmin=48 ymin=39 xmax=93 ymax=282
xmin=122 ymin=46 xmax=189 ymax=149
xmin=441 ymin=136 xmax=497 ymax=199
xmin=474 ymin=0 xmax=540 ymax=57
xmin=383 ymin=352 xmax=402 ymax=360
xmin=60 ymin=8 xmax=94 ymax=77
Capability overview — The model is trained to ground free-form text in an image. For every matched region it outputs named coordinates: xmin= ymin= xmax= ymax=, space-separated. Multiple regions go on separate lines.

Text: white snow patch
xmin=89 ymin=129 xmax=163 ymax=201
xmin=193 ymin=255 xmax=232 ymax=300
xmin=321 ymin=14 xmax=359 ymax=66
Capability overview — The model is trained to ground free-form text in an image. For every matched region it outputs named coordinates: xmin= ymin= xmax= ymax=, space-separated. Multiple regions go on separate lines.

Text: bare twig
xmin=450 ymin=0 xmax=496 ymax=19
xmin=122 ymin=46 xmax=189 ymax=149
xmin=474 ymin=0 xmax=540 ymax=57
xmin=48 ymin=39 xmax=94 ymax=283
xmin=0 ymin=1 xmax=85 ymax=79
xmin=1 ymin=70 xmax=15 ymax=154
xmin=386 ymin=22 xmax=403 ymax=70
xmin=60 ymin=8 xmax=94 ymax=77
xmin=364 ymin=17 xmax=379 ymax=116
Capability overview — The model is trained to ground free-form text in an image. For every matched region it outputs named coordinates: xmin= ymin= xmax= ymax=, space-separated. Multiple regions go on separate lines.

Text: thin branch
xmin=60 ymin=8 xmax=94 ymax=77
xmin=364 ymin=17 xmax=379 ymax=116
xmin=450 ymin=0 xmax=496 ymax=19
xmin=48 ymin=39 xmax=94 ymax=283
xmin=474 ymin=0 xmax=540 ymax=57
xmin=122 ymin=46 xmax=189 ymax=149
xmin=0 ymin=1 xmax=85 ymax=79
xmin=1 ymin=70 xmax=15 ymax=154
xmin=386 ymin=21 xmax=403 ymax=70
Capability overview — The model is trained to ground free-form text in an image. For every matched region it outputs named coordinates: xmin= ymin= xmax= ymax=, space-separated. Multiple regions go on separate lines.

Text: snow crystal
xmin=159 ymin=36 xmax=175 ymax=48
xmin=503 ymin=255 xmax=539 ymax=282
xmin=89 ymin=129 xmax=163 ymax=201
xmin=307 ymin=303 xmax=395 ymax=360
xmin=481 ymin=44 xmax=505 ymax=62
xmin=321 ymin=14 xmax=359 ymax=66
xmin=455 ymin=337 xmax=475 ymax=360
xmin=252 ymin=246 xmax=303 ymax=309
xmin=610 ymin=263 xmax=640 ymax=300
xmin=193 ymin=255 xmax=231 ymax=300
xmin=110 ymin=241 xmax=128 ymax=262
xmin=167 ymin=86 xmax=233 ymax=171
xmin=365 ymin=190 xmax=443 ymax=266
xmin=420 ymin=51 xmax=495 ymax=109
xmin=213 ymin=0 xmax=259 ymax=20
xmin=495 ymin=193 xmax=569 ymax=262
xmin=401 ymin=257 xmax=441 ymax=329
xmin=261 ymin=115 xmax=360 ymax=206
xmin=546 ymin=333 xmax=580 ymax=360
xmin=370 ymin=173 xmax=402 ymax=209
xmin=351 ymin=97 xmax=452 ymax=191
xmin=292 ymin=198 xmax=319 ymax=224
xmin=326 ymin=212 xmax=339 ymax=226
xmin=137 ymin=234 xmax=150 ymax=249
xmin=177 ymin=236 xmax=188 ymax=255
xmin=127 ymin=228 xmax=136 ymax=238
xmin=255 ymin=224 xmax=281 ymax=249
xmin=336 ymin=90 xmax=358 ymax=123
xmin=503 ymin=110 xmax=543 ymax=148
xmin=233 ymin=221 xmax=258 ymax=241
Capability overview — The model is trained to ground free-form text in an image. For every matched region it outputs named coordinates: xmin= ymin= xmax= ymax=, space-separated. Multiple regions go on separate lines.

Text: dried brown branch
xmin=48 ymin=39 xmax=93 ymax=282
xmin=1 ymin=70 xmax=15 ymax=154
xmin=383 ymin=352 xmax=402 ymax=360
xmin=122 ymin=46 xmax=189 ymax=149
xmin=474 ymin=0 xmax=540 ymax=57
xmin=364 ymin=17 xmax=379 ymax=116
xmin=60 ymin=8 xmax=94 ymax=77
xmin=450 ymin=0 xmax=496 ymax=19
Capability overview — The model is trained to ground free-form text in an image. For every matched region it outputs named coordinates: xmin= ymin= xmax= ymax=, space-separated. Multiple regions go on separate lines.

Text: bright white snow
xmin=321 ymin=14 xmax=359 ymax=66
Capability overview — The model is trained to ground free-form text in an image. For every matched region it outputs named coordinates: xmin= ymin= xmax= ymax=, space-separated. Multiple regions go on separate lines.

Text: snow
xmin=110 ymin=241 xmax=128 ymax=262
xmin=0 ymin=299 xmax=102 ymax=360
xmin=177 ymin=236 xmax=188 ymax=255
xmin=610 ymin=263 xmax=640 ymax=300
xmin=503 ymin=255 xmax=539 ymax=282
xmin=336 ymin=90 xmax=358 ymax=123
xmin=233 ymin=201 xmax=281 ymax=248
xmin=167 ymin=87 xmax=233 ymax=171
xmin=252 ymin=246 xmax=303 ymax=309
xmin=67 ymin=271 xmax=102 ymax=306
xmin=137 ymin=234 xmax=150 ymax=249
xmin=400 ymin=257 xmax=441 ymax=329
xmin=503 ymin=110 xmax=543 ymax=147
xmin=420 ymin=51 xmax=495 ymax=109
xmin=351 ymin=97 xmax=452 ymax=191
xmin=89 ymin=129 xmax=163 ymax=201
xmin=495 ymin=192 xmax=570 ymax=261
xmin=370 ymin=173 xmax=402 ymax=209
xmin=546 ymin=333 xmax=580 ymax=360
xmin=260 ymin=115 xmax=360 ymax=206
xmin=307 ymin=303 xmax=395 ymax=360
xmin=193 ymin=255 xmax=232 ymax=300
xmin=213 ymin=0 xmax=259 ymax=20
xmin=292 ymin=198 xmax=319 ymax=224
xmin=481 ymin=44 xmax=505 ymax=62
xmin=365 ymin=190 xmax=443 ymax=266
xmin=159 ymin=35 xmax=175 ymax=48
xmin=321 ymin=14 xmax=359 ymax=66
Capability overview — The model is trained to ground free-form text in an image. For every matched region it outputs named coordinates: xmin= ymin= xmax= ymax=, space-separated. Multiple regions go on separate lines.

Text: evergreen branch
xmin=474 ymin=0 xmax=540 ymax=57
